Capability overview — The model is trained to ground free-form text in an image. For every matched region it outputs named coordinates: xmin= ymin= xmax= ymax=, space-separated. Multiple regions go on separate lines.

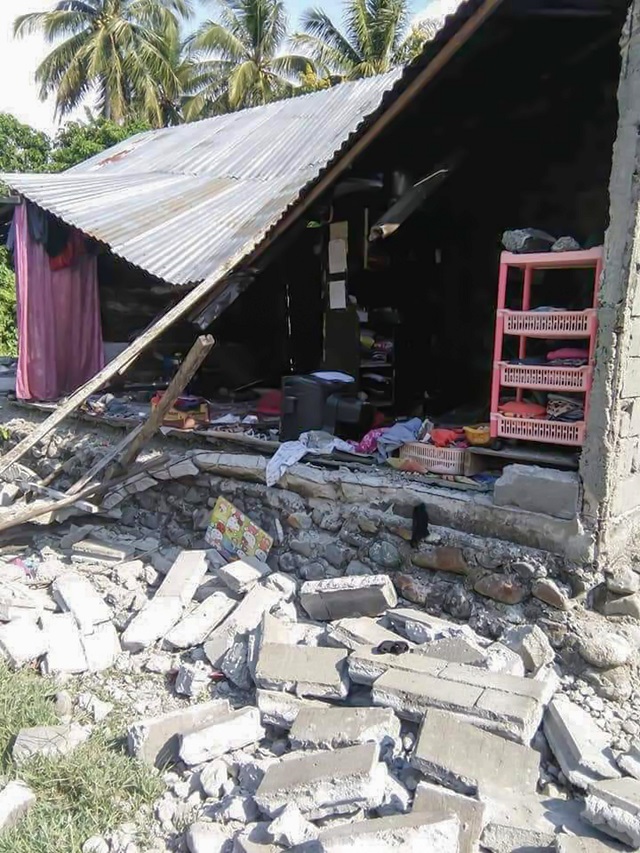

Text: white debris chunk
xmin=180 ymin=707 xmax=265 ymax=766
xmin=0 ymin=619 xmax=48 ymax=667
xmin=584 ymin=778 xmax=640 ymax=848
xmin=41 ymin=612 xmax=88 ymax=674
xmin=164 ymin=592 xmax=236 ymax=649
xmin=0 ymin=781 xmax=36 ymax=833
xmin=52 ymin=572 xmax=112 ymax=632
xmin=267 ymin=803 xmax=319 ymax=847
xmin=217 ymin=557 xmax=270 ymax=594
xmin=12 ymin=724 xmax=91 ymax=765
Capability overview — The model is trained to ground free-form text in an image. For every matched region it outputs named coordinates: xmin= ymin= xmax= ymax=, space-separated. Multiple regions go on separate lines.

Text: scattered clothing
xmin=547 ymin=394 xmax=584 ymax=422
xmin=547 ymin=348 xmax=589 ymax=361
xmin=376 ymin=417 xmax=422 ymax=461
xmin=351 ymin=427 xmax=387 ymax=455
xmin=266 ymin=430 xmax=353 ymax=487
xmin=429 ymin=427 xmax=465 ymax=448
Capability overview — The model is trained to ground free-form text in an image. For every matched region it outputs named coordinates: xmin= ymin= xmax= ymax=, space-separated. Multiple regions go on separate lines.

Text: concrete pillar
xmin=581 ymin=1 xmax=640 ymax=565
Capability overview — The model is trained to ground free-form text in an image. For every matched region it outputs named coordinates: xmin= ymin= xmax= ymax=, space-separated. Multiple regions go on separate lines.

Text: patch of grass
xmin=0 ymin=664 xmax=163 ymax=853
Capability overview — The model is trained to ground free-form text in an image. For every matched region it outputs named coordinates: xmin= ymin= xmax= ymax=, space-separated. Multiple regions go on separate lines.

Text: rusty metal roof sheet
xmin=1 ymin=71 xmax=401 ymax=285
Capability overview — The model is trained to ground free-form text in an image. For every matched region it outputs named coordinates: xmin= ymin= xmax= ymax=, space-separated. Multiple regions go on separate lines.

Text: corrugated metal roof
xmin=1 ymin=71 xmax=401 ymax=285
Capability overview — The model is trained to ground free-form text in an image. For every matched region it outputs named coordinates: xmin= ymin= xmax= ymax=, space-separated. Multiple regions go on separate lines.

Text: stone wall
xmin=582 ymin=0 xmax=640 ymax=566
xmin=41 ymin=445 xmax=597 ymax=640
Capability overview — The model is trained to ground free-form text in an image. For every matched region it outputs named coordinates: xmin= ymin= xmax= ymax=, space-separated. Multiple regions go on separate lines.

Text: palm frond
xmin=227 ymin=59 xmax=259 ymax=107
xmin=191 ymin=20 xmax=247 ymax=61
xmin=299 ymin=8 xmax=361 ymax=70
xmin=270 ymin=53 xmax=314 ymax=78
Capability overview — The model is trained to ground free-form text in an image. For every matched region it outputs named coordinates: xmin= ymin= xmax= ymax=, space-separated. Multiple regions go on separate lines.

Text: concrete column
xmin=581 ymin=0 xmax=640 ymax=565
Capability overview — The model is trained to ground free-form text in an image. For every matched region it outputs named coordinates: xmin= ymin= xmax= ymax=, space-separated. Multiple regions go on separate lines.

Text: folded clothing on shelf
xmin=547 ymin=347 xmax=589 ymax=361
xmin=547 ymin=393 xmax=584 ymax=422
xmin=498 ymin=400 xmax=547 ymax=419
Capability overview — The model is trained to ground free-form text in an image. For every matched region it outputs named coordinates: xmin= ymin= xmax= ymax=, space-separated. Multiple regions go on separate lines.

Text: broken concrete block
xmin=185 ymin=821 xmax=228 ymax=853
xmin=220 ymin=637 xmax=252 ymax=690
xmin=326 ymin=617 xmax=411 ymax=652
xmin=255 ymin=742 xmax=387 ymax=820
xmin=41 ymin=612 xmax=88 ymax=674
xmin=584 ymin=778 xmax=640 ymax=847
xmin=165 ymin=592 xmax=237 ymax=649
xmin=254 ymin=643 xmax=349 ymax=699
xmin=290 ymin=706 xmax=400 ymax=751
xmin=493 ymin=464 xmax=580 ymax=519
xmin=267 ymin=803 xmax=318 ymax=847
xmin=555 ymin=834 xmax=626 ymax=852
xmin=502 ymin=624 xmax=555 ymax=673
xmin=180 ymin=707 xmax=265 ymax=766
xmin=386 ymin=608 xmax=473 ymax=644
xmin=121 ymin=595 xmax=184 ymax=653
xmin=175 ymin=661 xmax=211 ymax=698
xmin=602 ymin=593 xmax=640 ymax=618
xmin=247 ymin=612 xmax=296 ymax=675
xmin=128 ymin=699 xmax=231 ymax=767
xmin=316 ymin=813 xmax=461 ymax=852
xmin=77 ymin=693 xmax=113 ymax=723
xmin=480 ymin=793 xmax=584 ymax=853
xmin=348 ymin=645 xmax=448 ymax=687
xmin=618 ymin=741 xmax=640 ymax=780
xmin=416 ymin=636 xmax=487 ymax=666
xmin=205 ymin=586 xmax=283 ymax=663
xmin=0 ymin=781 xmax=36 ymax=833
xmin=217 ymin=557 xmax=270 ymax=594
xmin=233 ymin=822 xmax=277 ymax=853
xmin=82 ymin=621 xmax=121 ymax=672
xmin=413 ymin=780 xmax=485 ymax=853
xmin=544 ymin=697 xmax=620 ymax=789
xmin=263 ymin=572 xmax=297 ymax=600
xmin=255 ymin=690 xmax=327 ymax=729
xmin=0 ymin=618 xmax=48 ymax=667
xmin=0 ymin=483 xmax=20 ymax=508
xmin=475 ymin=687 xmax=543 ymax=743
xmin=156 ymin=550 xmax=208 ymax=605
xmin=300 ymin=575 xmax=397 ymax=620
xmin=442 ymin=661 xmax=554 ymax=703
xmin=482 ymin=642 xmax=526 ymax=676
xmin=411 ymin=708 xmax=539 ymax=796
xmin=372 ymin=667 xmax=483 ymax=724
xmin=52 ymin=572 xmax=111 ymax=633
xmin=71 ymin=538 xmax=133 ymax=564
xmin=199 ymin=760 xmax=228 ymax=798
xmin=379 ymin=773 xmax=411 ymax=817
xmin=12 ymin=724 xmax=91 ymax=765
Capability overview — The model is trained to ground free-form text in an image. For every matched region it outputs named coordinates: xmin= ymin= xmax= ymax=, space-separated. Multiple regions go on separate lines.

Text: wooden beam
xmin=65 ymin=424 xmax=144 ymax=496
xmin=112 ymin=334 xmax=214 ymax=473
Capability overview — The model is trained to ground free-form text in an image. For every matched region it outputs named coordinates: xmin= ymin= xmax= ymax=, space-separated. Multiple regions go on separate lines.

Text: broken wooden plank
xmin=113 ymin=334 xmax=214 ymax=473
xmin=15 ymin=481 xmax=99 ymax=514
xmin=66 ymin=424 xmax=144 ymax=496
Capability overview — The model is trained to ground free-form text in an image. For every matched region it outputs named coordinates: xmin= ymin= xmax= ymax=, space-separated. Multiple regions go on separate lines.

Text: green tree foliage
xmin=293 ymin=0 xmax=439 ymax=80
xmin=0 ymin=250 xmax=17 ymax=357
xmin=184 ymin=0 xmax=313 ymax=118
xmin=49 ymin=115 xmax=150 ymax=171
xmin=14 ymin=0 xmax=193 ymax=128
xmin=0 ymin=114 xmax=51 ymax=173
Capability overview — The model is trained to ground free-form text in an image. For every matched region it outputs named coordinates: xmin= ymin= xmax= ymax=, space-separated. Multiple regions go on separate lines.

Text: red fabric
xmin=49 ymin=230 xmax=86 ymax=271
xmin=430 ymin=428 xmax=464 ymax=447
xmin=14 ymin=204 xmax=104 ymax=401
xmin=499 ymin=401 xmax=546 ymax=418
xmin=546 ymin=347 xmax=589 ymax=361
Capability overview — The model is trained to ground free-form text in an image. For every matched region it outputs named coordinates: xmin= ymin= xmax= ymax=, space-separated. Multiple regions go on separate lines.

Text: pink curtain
xmin=14 ymin=204 xmax=104 ymax=401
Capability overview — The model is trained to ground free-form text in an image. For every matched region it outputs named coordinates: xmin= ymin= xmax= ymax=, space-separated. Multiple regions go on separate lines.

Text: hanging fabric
xmin=14 ymin=203 xmax=104 ymax=401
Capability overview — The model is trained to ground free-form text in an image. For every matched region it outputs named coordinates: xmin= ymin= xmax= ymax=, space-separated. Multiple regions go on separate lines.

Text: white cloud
xmin=413 ymin=0 xmax=463 ymax=26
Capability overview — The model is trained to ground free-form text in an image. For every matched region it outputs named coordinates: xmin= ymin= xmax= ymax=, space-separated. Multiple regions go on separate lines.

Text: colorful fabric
xmin=429 ymin=428 xmax=465 ymax=447
xmin=351 ymin=427 xmax=387 ymax=455
xmin=14 ymin=204 xmax=104 ymax=401
xmin=499 ymin=400 xmax=547 ymax=419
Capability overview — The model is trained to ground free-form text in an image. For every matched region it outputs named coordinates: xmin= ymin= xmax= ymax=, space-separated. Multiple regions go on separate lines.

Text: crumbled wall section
xmin=582 ymin=0 xmax=640 ymax=565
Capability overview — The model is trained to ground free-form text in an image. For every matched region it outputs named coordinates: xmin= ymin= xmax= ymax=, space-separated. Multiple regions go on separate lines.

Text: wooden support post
xmin=112 ymin=334 xmax=214 ymax=473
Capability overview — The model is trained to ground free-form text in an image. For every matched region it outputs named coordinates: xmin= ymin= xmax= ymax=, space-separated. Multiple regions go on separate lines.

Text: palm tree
xmin=293 ymin=0 xmax=440 ymax=80
xmin=14 ymin=0 xmax=193 ymax=127
xmin=184 ymin=0 xmax=313 ymax=118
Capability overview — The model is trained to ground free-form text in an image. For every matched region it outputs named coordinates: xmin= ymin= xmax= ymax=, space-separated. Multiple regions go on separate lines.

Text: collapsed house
xmin=1 ymin=0 xmax=640 ymax=575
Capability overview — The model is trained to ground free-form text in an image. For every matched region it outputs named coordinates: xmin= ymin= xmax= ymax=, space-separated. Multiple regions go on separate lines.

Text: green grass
xmin=0 ymin=664 xmax=164 ymax=853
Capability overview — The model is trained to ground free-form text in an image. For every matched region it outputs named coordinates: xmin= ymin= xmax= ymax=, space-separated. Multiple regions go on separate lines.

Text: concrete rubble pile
xmin=0 ymin=541 xmax=638 ymax=853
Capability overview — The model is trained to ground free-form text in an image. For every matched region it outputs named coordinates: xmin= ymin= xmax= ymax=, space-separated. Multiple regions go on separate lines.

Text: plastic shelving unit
xmin=489 ymin=247 xmax=603 ymax=447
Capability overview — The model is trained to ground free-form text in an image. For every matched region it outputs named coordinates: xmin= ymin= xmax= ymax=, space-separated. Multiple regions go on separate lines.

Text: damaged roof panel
xmin=1 ymin=70 xmax=401 ymax=285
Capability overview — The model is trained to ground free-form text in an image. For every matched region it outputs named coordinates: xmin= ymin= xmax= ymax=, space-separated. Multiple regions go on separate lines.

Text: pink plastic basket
xmin=399 ymin=442 xmax=467 ymax=474
xmin=501 ymin=309 xmax=596 ymax=339
xmin=491 ymin=414 xmax=585 ymax=446
xmin=499 ymin=363 xmax=592 ymax=392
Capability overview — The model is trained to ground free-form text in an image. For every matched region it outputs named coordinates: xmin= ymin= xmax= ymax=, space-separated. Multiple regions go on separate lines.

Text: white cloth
xmin=266 ymin=431 xmax=353 ymax=487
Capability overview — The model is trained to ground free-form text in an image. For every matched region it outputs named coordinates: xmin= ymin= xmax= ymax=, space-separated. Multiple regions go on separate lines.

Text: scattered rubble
xmin=0 ymin=430 xmax=639 ymax=851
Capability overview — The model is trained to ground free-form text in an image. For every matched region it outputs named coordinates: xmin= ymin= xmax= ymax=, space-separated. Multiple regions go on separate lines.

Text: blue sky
xmin=0 ymin=0 xmax=458 ymax=133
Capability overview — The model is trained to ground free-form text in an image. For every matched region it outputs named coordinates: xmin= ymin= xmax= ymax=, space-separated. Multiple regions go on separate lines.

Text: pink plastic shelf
xmin=500 ymin=247 xmax=603 ymax=269
xmin=498 ymin=363 xmax=592 ymax=392
xmin=491 ymin=414 xmax=585 ymax=446
xmin=399 ymin=442 xmax=467 ymax=475
xmin=500 ymin=309 xmax=596 ymax=339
